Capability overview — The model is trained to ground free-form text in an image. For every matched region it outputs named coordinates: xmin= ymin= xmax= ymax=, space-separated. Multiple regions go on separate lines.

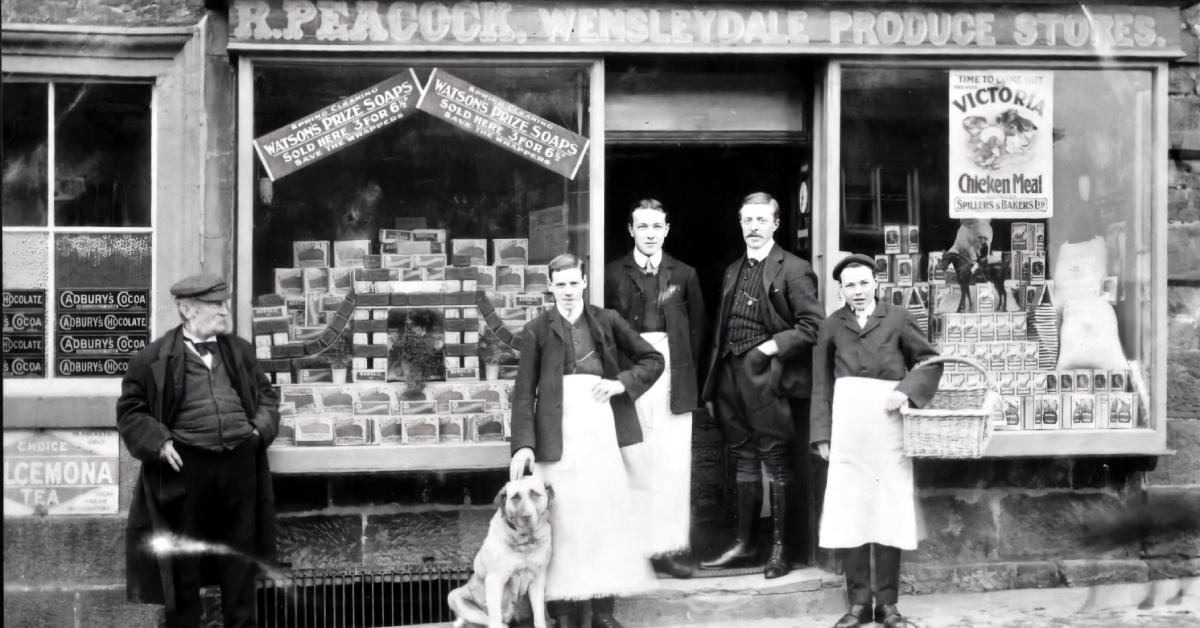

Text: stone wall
xmin=0 ymin=0 xmax=205 ymax=27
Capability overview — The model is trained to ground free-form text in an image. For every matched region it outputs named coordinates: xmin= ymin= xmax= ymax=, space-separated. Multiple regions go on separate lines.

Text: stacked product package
xmin=916 ymin=221 xmax=1138 ymax=433
xmin=255 ymin=220 xmax=555 ymax=448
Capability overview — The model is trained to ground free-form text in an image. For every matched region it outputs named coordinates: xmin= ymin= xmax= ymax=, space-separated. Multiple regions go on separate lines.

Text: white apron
xmin=535 ymin=374 xmax=655 ymax=600
xmin=819 ymin=377 xmax=920 ymax=550
xmin=621 ymin=332 xmax=692 ymax=557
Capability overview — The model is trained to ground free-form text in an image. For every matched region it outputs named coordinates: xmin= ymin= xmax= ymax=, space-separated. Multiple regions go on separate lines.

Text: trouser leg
xmin=213 ymin=437 xmax=262 ymax=628
xmin=873 ymin=544 xmax=902 ymax=606
xmin=840 ymin=545 xmax=872 ymax=606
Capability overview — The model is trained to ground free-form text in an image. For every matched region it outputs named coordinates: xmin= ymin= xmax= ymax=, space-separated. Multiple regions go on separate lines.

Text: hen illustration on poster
xmin=949 ymin=70 xmax=1053 ymax=219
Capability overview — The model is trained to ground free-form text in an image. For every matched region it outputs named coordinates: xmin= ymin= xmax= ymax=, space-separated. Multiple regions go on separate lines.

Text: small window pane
xmin=55 ymin=233 xmax=152 ymax=288
xmin=2 ymin=82 xmax=49 ymax=226
xmin=2 ymin=232 xmax=49 ymax=289
xmin=54 ymin=83 xmax=152 ymax=227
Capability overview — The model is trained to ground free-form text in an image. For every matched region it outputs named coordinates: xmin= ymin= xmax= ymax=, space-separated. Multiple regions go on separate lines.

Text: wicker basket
xmin=900 ymin=356 xmax=999 ymax=458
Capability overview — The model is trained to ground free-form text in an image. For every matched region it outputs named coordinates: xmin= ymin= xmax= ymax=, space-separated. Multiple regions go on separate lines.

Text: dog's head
xmin=494 ymin=476 xmax=553 ymax=531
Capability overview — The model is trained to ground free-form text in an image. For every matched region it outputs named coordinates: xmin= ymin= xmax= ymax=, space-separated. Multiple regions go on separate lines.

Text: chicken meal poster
xmin=949 ymin=70 xmax=1053 ymax=219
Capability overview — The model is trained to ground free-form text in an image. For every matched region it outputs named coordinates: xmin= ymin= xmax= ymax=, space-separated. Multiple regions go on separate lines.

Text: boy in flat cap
xmin=117 ymin=272 xmax=280 ymax=628
xmin=811 ymin=254 xmax=942 ymax=628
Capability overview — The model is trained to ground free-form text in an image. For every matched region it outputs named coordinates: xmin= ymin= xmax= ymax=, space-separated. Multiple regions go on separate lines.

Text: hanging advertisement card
xmin=417 ymin=69 xmax=590 ymax=180
xmin=3 ymin=430 xmax=119 ymax=515
xmin=253 ymin=69 xmax=423 ymax=181
xmin=949 ymin=70 xmax=1053 ymax=219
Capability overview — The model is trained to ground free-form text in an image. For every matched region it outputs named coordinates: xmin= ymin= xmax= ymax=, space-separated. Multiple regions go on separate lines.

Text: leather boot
xmin=699 ymin=481 xmax=761 ymax=570
xmin=764 ymin=480 xmax=790 ymax=579
xmin=591 ymin=596 xmax=623 ymax=628
xmin=875 ymin=604 xmax=906 ymax=628
xmin=651 ymin=554 xmax=694 ymax=579
xmin=832 ymin=604 xmax=873 ymax=628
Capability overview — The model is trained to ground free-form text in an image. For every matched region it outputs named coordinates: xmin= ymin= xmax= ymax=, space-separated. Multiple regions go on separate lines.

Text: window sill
xmin=267 ymin=442 xmax=509 ymax=474
xmin=982 ymin=429 xmax=1170 ymax=458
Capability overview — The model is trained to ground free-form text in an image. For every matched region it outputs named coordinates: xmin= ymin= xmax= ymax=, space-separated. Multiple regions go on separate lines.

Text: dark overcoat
xmin=116 ymin=326 xmax=280 ymax=608
xmin=809 ymin=302 xmax=944 ymax=446
xmin=604 ymin=252 xmax=707 ymax=414
xmin=701 ymin=243 xmax=825 ymax=401
xmin=510 ymin=304 xmax=665 ymax=462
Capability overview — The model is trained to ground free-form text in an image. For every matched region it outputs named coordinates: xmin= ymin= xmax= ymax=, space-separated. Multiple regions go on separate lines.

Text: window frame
xmin=234 ymin=54 xmax=606 ymax=340
xmin=2 ymin=76 xmax=158 ymax=396
xmin=816 ymin=57 xmax=1169 ymax=457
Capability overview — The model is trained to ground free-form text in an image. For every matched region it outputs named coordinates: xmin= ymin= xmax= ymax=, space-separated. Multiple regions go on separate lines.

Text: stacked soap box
xmin=272 ymin=380 xmax=514 ymax=447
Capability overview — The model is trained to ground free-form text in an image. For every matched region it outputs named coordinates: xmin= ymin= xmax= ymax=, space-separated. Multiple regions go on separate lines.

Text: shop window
xmin=838 ymin=65 xmax=1158 ymax=454
xmin=1 ymin=80 xmax=154 ymax=382
xmin=248 ymin=63 xmax=589 ymax=465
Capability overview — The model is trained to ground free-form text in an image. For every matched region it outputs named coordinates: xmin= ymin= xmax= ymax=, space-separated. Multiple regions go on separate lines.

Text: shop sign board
xmin=57 ymin=311 xmax=150 ymax=333
xmin=229 ymin=2 xmax=1181 ymax=56
xmin=949 ymin=70 xmax=1054 ymax=219
xmin=3 ymin=430 xmax=120 ymax=516
xmin=253 ymin=69 xmax=423 ymax=180
xmin=55 ymin=356 xmax=132 ymax=377
xmin=57 ymin=289 xmax=149 ymax=311
xmin=417 ymin=69 xmax=589 ymax=179
xmin=3 ymin=290 xmax=47 ymax=379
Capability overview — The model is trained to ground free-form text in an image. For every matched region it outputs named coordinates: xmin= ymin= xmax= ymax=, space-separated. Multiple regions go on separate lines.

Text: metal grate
xmin=257 ymin=563 xmax=472 ymax=628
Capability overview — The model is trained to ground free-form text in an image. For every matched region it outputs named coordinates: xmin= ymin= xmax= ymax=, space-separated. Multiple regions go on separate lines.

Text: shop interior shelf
xmin=268 ymin=441 xmax=510 ymax=474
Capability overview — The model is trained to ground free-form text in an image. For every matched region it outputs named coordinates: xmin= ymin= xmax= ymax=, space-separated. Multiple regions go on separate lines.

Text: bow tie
xmin=186 ymin=338 xmax=218 ymax=356
xmin=641 ymin=260 xmax=657 ymax=276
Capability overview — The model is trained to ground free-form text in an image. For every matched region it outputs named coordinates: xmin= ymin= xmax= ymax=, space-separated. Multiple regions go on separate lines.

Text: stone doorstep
xmin=616 ymin=567 xmax=847 ymax=626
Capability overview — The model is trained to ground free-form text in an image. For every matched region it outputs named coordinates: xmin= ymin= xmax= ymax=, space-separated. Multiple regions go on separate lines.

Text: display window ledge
xmin=982 ymin=429 xmax=1170 ymax=458
xmin=267 ymin=441 xmax=510 ymax=474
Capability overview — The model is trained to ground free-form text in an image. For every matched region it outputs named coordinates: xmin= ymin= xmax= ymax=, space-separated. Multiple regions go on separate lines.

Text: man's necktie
xmin=642 ymin=260 xmax=656 ymax=276
xmin=187 ymin=339 xmax=217 ymax=356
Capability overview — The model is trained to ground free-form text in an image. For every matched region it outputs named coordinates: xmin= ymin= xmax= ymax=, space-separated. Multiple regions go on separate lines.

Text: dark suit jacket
xmin=809 ymin=302 xmax=944 ymax=446
xmin=605 ymin=252 xmax=707 ymax=414
xmin=702 ymin=243 xmax=824 ymax=400
xmin=116 ymin=326 xmax=280 ymax=607
xmin=510 ymin=305 xmax=665 ymax=462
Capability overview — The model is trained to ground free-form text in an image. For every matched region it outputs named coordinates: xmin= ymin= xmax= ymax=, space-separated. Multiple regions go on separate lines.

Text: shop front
xmin=2 ymin=0 xmax=1194 ymax=626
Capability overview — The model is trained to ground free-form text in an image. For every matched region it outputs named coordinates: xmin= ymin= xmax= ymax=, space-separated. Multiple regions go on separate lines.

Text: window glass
xmin=54 ymin=83 xmax=152 ymax=227
xmin=2 ymin=82 xmax=48 ymax=227
xmin=55 ymin=234 xmax=153 ymax=288
xmin=840 ymin=66 xmax=1153 ymax=432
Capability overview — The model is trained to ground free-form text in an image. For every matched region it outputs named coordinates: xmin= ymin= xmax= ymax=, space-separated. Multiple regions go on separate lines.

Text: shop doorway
xmin=604 ymin=143 xmax=821 ymax=568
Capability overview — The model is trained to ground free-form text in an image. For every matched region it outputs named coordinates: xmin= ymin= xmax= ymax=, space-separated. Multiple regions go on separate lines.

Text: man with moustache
xmin=810 ymin=255 xmax=942 ymax=628
xmin=699 ymin=192 xmax=824 ymax=579
xmin=605 ymin=199 xmax=707 ymax=578
xmin=117 ymin=273 xmax=280 ymax=628
xmin=510 ymin=254 xmax=663 ymax=628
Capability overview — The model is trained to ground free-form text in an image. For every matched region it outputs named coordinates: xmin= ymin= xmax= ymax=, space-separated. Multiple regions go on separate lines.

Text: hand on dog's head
xmin=494 ymin=477 xmax=554 ymax=531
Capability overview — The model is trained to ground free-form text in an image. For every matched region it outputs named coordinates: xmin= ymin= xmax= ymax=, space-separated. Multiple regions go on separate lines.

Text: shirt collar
xmin=633 ymin=249 xmax=663 ymax=270
xmin=557 ymin=303 xmax=585 ymax=324
xmin=850 ymin=299 xmax=879 ymax=318
xmin=181 ymin=328 xmax=213 ymax=344
xmin=746 ymin=240 xmax=775 ymax=263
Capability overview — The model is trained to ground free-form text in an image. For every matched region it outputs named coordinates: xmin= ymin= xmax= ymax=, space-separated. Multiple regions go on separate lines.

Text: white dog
xmin=448 ymin=476 xmax=554 ymax=628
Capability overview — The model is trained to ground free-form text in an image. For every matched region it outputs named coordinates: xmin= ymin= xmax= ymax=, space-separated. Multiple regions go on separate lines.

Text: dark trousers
xmin=840 ymin=543 xmax=901 ymax=606
xmin=164 ymin=435 xmax=261 ymax=628
xmin=713 ymin=351 xmax=794 ymax=482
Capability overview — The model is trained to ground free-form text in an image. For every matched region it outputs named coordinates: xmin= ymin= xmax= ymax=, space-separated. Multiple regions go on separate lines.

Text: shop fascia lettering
xmin=231 ymin=1 xmax=1171 ymax=51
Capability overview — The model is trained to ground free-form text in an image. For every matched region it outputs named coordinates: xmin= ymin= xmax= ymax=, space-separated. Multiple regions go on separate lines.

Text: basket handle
xmin=911 ymin=355 xmax=998 ymax=393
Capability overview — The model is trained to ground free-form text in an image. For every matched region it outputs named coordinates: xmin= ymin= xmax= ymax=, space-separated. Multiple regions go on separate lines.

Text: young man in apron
xmin=510 ymin=254 xmax=665 ymax=628
xmin=810 ymin=254 xmax=943 ymax=628
xmin=605 ymin=199 xmax=707 ymax=579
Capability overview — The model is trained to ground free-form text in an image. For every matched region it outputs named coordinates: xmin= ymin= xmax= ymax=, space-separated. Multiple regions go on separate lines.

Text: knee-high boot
xmin=764 ymin=479 xmax=790 ymax=579
xmin=699 ymin=481 xmax=762 ymax=569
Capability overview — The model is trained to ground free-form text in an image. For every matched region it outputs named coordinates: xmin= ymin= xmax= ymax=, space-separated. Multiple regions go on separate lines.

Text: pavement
xmin=643 ymin=577 xmax=1200 ymax=628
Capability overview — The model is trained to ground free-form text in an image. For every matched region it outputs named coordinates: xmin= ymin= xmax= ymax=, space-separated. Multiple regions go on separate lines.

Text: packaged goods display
xmin=258 ymin=227 xmax=552 ymax=450
xmin=861 ymin=219 xmax=1142 ymax=436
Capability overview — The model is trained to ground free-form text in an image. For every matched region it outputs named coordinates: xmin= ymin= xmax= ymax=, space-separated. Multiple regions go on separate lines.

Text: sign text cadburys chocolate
xmin=2 ymin=290 xmax=46 ymax=310
xmin=416 ymin=69 xmax=589 ymax=179
xmin=55 ymin=357 xmax=131 ymax=377
xmin=253 ymin=69 xmax=422 ymax=180
xmin=2 ymin=290 xmax=47 ymax=379
xmin=57 ymin=289 xmax=149 ymax=311
xmin=57 ymin=312 xmax=150 ymax=333
xmin=2 ymin=335 xmax=46 ymax=356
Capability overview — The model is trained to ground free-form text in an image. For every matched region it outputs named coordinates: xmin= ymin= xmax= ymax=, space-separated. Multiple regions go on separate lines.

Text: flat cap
xmin=831 ymin=253 xmax=878 ymax=282
xmin=170 ymin=273 xmax=230 ymax=302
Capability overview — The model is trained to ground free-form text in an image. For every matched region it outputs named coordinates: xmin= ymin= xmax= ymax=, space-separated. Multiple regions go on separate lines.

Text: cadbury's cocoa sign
xmin=57 ymin=289 xmax=149 ymax=311
xmin=57 ymin=312 xmax=149 ymax=333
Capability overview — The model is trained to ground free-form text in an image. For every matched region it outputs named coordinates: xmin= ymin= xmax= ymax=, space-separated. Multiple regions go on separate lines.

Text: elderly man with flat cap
xmin=117 ymin=273 xmax=280 ymax=628
xmin=810 ymin=254 xmax=942 ymax=628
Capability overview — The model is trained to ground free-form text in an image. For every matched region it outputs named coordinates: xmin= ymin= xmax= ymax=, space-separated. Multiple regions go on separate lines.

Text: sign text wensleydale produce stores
xmin=230 ymin=1 xmax=1180 ymax=54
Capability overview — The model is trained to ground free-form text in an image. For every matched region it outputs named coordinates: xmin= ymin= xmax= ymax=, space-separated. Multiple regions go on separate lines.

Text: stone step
xmin=618 ymin=568 xmax=847 ymax=627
